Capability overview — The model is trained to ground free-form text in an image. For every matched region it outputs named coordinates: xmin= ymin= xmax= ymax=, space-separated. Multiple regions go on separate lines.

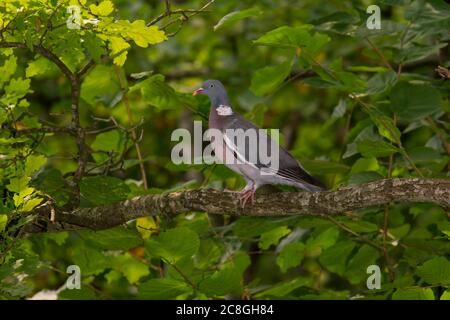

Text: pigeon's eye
xmin=210 ymin=84 xmax=214 ymax=88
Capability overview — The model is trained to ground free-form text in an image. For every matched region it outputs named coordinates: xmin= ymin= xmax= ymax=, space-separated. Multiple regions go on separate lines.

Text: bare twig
xmin=147 ymin=0 xmax=214 ymax=27
xmin=114 ymin=66 xmax=148 ymax=190
xmin=14 ymin=127 xmax=74 ymax=135
xmin=327 ymin=216 xmax=384 ymax=251
xmin=365 ymin=38 xmax=395 ymax=72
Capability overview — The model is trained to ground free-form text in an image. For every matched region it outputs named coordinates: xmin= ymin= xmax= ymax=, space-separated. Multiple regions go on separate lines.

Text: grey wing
xmin=222 ymin=114 xmax=326 ymax=189
xmin=221 ymin=114 xmax=272 ymax=169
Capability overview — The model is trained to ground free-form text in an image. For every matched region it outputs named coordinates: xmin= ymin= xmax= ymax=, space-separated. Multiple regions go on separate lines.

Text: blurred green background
xmin=0 ymin=0 xmax=449 ymax=300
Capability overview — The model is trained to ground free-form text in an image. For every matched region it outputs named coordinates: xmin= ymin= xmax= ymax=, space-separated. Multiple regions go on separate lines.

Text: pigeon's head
xmin=193 ymin=80 xmax=228 ymax=104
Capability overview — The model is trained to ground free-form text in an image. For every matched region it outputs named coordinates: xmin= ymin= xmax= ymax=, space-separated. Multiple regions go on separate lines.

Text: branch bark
xmin=28 ymin=178 xmax=449 ymax=232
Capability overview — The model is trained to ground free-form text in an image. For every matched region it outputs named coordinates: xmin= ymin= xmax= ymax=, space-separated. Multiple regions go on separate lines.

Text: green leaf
xmin=199 ymin=266 xmax=242 ymax=296
xmin=110 ymin=253 xmax=149 ymax=284
xmin=83 ymin=33 xmax=106 ymax=63
xmin=214 ymin=8 xmax=262 ymax=31
xmin=72 ymin=246 xmax=109 ymax=276
xmin=58 ymin=287 xmax=97 ymax=300
xmin=345 ymin=245 xmax=380 ymax=285
xmin=319 ymin=241 xmax=357 ymax=276
xmin=0 ymin=214 xmax=7 ymax=232
xmin=26 ymin=57 xmax=52 ymax=78
xmin=122 ymin=20 xmax=167 ymax=48
xmin=397 ymin=43 xmax=448 ymax=64
xmin=91 ymin=129 xmax=125 ymax=152
xmin=277 ymin=242 xmax=305 ymax=273
xmin=108 ymin=36 xmax=130 ymax=66
xmin=40 ymin=232 xmax=69 ymax=246
xmin=306 ymin=227 xmax=340 ymax=254
xmin=32 ymin=169 xmax=70 ymax=206
xmin=366 ymin=71 xmax=397 ymax=95
xmin=440 ymin=290 xmax=450 ymax=300
xmin=233 ymin=217 xmax=290 ymax=237
xmin=13 ymin=187 xmax=34 ymax=207
xmin=254 ymin=25 xmax=330 ymax=55
xmin=130 ymin=74 xmax=181 ymax=109
xmin=20 ymin=197 xmax=43 ymax=212
xmin=258 ymin=226 xmax=291 ymax=250
xmin=390 ymin=82 xmax=442 ymax=121
xmin=364 ymin=107 xmax=401 ymax=144
xmin=255 ymin=277 xmax=311 ymax=298
xmin=101 ymin=19 xmax=166 ymax=61
xmin=0 ymin=55 xmax=17 ymax=85
xmin=350 ymin=157 xmax=379 ymax=174
xmin=231 ymin=251 xmax=251 ymax=275
xmin=5 ymin=78 xmax=31 ymax=100
xmin=389 ymin=224 xmax=410 ymax=239
xmin=334 ymin=71 xmax=367 ymax=93
xmin=145 ymin=227 xmax=200 ymax=263
xmin=195 ymin=239 xmax=222 ymax=269
xmin=250 ymin=58 xmax=293 ymax=96
xmin=138 ymin=278 xmax=191 ymax=299
xmin=357 ymin=140 xmax=399 ymax=157
xmin=80 ymin=176 xmax=130 ymax=206
xmin=80 ymin=65 xmax=120 ymax=106
xmin=416 ymin=257 xmax=450 ymax=285
xmin=301 ymin=159 xmax=350 ymax=175
xmin=90 ymin=0 xmax=114 ymax=16
xmin=80 ymin=226 xmax=143 ymax=251
xmin=7 ymin=176 xmax=31 ymax=193
xmin=392 ymin=288 xmax=435 ymax=300
xmin=25 ymin=154 xmax=46 ymax=175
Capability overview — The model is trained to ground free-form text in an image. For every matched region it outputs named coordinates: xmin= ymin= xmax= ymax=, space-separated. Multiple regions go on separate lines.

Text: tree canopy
xmin=0 ymin=0 xmax=449 ymax=300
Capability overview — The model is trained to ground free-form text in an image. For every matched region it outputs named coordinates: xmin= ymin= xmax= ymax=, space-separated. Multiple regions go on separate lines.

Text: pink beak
xmin=192 ymin=87 xmax=205 ymax=96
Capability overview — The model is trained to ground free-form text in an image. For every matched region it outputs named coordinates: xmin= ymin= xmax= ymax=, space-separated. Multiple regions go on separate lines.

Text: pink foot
xmin=239 ymin=187 xmax=256 ymax=209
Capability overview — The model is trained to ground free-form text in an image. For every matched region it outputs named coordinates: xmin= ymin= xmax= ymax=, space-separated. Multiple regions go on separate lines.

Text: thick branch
xmin=0 ymin=42 xmax=75 ymax=80
xmin=29 ymin=178 xmax=449 ymax=232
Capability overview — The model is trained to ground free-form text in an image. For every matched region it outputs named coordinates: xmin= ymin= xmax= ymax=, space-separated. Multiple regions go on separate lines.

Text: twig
xmin=147 ymin=0 xmax=215 ymax=27
xmin=365 ymin=38 xmax=395 ymax=72
xmin=426 ymin=117 xmax=450 ymax=156
xmin=327 ymin=216 xmax=384 ymax=251
xmin=114 ymin=66 xmax=148 ymax=190
xmin=0 ymin=41 xmax=88 ymax=205
xmin=161 ymin=258 xmax=197 ymax=292
xmin=382 ymin=114 xmax=397 ymax=281
xmin=14 ymin=127 xmax=74 ymax=135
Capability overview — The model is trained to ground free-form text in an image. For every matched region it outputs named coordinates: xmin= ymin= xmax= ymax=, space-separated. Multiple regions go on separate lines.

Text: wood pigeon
xmin=193 ymin=79 xmax=326 ymax=208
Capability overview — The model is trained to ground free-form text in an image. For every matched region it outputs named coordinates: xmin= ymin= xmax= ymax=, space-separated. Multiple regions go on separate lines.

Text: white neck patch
xmin=216 ymin=104 xmax=233 ymax=116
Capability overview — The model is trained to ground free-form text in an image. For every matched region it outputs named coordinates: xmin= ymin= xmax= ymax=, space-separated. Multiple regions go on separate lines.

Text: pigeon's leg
xmin=239 ymin=181 xmax=256 ymax=209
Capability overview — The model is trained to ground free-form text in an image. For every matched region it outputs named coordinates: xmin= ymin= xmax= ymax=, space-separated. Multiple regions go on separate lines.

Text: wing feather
xmin=220 ymin=113 xmax=325 ymax=190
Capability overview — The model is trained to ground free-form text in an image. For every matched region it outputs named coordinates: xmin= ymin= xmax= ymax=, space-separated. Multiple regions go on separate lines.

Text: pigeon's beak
xmin=192 ymin=87 xmax=204 ymax=96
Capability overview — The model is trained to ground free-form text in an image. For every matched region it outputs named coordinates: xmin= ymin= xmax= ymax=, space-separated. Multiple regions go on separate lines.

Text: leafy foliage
xmin=0 ymin=0 xmax=449 ymax=300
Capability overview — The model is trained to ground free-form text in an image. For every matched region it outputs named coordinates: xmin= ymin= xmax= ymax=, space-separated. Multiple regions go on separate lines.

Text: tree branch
xmin=28 ymin=178 xmax=449 ymax=233
xmin=147 ymin=0 xmax=214 ymax=27
xmin=0 ymin=41 xmax=87 ymax=206
xmin=14 ymin=126 xmax=74 ymax=135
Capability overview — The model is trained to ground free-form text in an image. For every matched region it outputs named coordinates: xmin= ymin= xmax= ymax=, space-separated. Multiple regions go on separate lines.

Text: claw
xmin=239 ymin=187 xmax=256 ymax=209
